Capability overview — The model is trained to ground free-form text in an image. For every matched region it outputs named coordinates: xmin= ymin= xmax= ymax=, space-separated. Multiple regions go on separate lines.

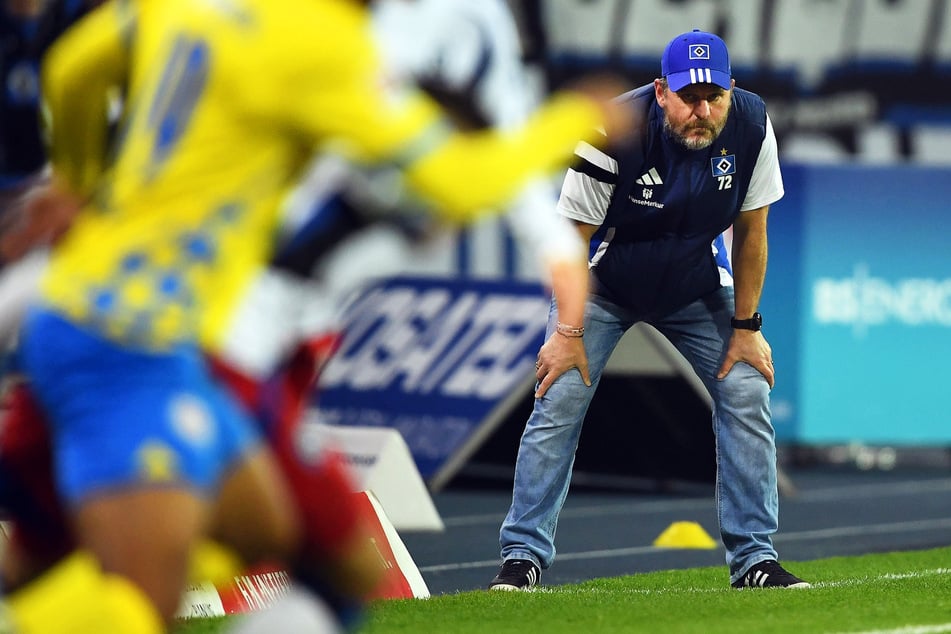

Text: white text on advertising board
xmin=813 ymin=263 xmax=951 ymax=336
xmin=319 ymin=286 xmax=549 ymax=398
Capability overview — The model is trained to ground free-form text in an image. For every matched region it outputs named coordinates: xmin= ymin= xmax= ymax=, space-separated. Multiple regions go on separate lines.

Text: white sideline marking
xmin=526 ymin=567 xmax=951 ymax=596
xmin=828 ymin=623 xmax=951 ymax=634
xmin=420 ymin=545 xmax=663 ymax=573
xmin=776 ymin=517 xmax=951 ymax=543
xmin=419 ymin=517 xmax=951 ymax=573
xmin=441 ymin=478 xmax=951 ymax=527
xmin=795 ymin=479 xmax=951 ymax=503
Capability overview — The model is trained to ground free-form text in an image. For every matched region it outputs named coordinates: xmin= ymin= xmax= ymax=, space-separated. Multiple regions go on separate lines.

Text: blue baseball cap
xmin=661 ymin=29 xmax=732 ymax=91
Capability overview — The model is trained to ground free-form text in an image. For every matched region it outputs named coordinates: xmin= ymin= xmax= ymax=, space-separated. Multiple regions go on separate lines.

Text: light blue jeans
xmin=499 ymin=286 xmax=779 ymax=584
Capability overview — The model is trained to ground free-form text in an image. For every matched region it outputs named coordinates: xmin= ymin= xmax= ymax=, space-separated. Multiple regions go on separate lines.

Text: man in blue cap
xmin=490 ymin=29 xmax=810 ymax=591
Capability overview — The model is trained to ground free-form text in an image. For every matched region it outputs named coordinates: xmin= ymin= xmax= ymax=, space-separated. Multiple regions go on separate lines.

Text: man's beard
xmin=663 ymin=114 xmax=728 ymax=150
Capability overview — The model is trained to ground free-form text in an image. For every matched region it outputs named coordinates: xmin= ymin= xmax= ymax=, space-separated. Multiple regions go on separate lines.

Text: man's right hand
xmin=533 ymin=332 xmax=591 ymax=399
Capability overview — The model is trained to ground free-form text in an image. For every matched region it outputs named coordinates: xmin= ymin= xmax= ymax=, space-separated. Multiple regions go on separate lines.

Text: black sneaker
xmin=732 ymin=560 xmax=811 ymax=589
xmin=488 ymin=559 xmax=540 ymax=591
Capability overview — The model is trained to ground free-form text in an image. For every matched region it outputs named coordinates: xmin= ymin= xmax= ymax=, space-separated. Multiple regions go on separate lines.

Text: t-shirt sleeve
xmin=556 ymin=139 xmax=617 ymax=226
xmin=740 ymin=113 xmax=784 ymax=211
xmin=41 ymin=1 xmax=132 ymax=196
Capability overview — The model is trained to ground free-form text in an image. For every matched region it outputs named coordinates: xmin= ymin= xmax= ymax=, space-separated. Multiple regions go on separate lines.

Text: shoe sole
xmin=489 ymin=583 xmax=534 ymax=591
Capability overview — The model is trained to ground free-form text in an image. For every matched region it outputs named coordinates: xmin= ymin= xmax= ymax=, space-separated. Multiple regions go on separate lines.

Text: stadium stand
xmin=513 ymin=0 xmax=951 ymax=164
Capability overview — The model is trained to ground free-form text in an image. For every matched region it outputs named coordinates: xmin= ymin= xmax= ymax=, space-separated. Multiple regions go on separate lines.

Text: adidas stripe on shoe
xmin=732 ymin=560 xmax=811 ymax=589
xmin=488 ymin=559 xmax=540 ymax=591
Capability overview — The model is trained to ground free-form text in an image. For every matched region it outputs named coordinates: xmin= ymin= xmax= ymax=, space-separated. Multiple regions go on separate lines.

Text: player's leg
xmin=497 ymin=295 xmax=632 ymax=574
xmin=68 ymin=487 xmax=208 ymax=623
xmin=211 ymin=445 xmax=302 ymax=568
xmin=211 ymin=343 xmax=382 ymax=623
xmin=14 ymin=309 xmax=277 ymax=625
xmin=0 ymin=382 xmax=233 ymax=602
xmin=267 ymin=444 xmax=384 ymax=629
xmin=1 ymin=340 xmax=370 ymax=627
xmin=651 ymin=286 xmax=782 ymax=581
xmin=0 ymin=385 xmax=167 ymax=632
xmin=0 ymin=362 xmax=324 ymax=628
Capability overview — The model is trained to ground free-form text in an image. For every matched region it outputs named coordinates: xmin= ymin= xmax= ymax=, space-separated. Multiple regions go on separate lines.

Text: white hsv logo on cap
xmin=689 ymin=44 xmax=710 ymax=60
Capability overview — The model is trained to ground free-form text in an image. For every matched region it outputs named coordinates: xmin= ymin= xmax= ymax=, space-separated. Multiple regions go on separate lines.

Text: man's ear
xmin=654 ymin=79 xmax=667 ymax=105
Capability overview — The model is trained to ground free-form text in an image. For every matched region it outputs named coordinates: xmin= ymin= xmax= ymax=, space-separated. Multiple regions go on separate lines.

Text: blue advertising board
xmin=317 ymin=165 xmax=951 ymax=479
xmin=764 ymin=164 xmax=951 ymax=444
xmin=314 ymin=276 xmax=549 ymax=487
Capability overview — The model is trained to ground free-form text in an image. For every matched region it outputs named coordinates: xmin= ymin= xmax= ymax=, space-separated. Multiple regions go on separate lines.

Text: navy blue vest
xmin=590 ymin=84 xmax=768 ymax=316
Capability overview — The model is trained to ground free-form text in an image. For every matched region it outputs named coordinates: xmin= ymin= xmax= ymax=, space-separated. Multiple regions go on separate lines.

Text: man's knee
xmin=717 ymin=362 xmax=770 ymax=402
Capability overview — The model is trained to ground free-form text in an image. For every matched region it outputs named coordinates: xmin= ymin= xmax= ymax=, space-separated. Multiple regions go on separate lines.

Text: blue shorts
xmin=18 ymin=308 xmax=261 ymax=504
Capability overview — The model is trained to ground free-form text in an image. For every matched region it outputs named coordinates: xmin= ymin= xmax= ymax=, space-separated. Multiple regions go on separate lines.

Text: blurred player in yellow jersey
xmin=1 ymin=0 xmax=633 ymax=631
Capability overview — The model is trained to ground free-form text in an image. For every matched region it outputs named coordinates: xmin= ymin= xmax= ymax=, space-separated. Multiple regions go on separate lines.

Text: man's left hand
xmin=716 ymin=329 xmax=775 ymax=388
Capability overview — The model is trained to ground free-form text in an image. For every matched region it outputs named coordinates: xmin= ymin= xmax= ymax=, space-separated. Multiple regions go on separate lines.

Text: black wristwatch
xmin=731 ymin=312 xmax=763 ymax=331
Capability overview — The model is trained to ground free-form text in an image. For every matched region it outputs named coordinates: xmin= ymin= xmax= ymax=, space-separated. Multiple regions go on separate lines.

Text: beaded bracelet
xmin=555 ymin=321 xmax=585 ymax=338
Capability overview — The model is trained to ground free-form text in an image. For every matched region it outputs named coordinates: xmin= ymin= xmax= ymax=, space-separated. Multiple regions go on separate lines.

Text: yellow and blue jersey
xmin=38 ymin=0 xmax=605 ymax=351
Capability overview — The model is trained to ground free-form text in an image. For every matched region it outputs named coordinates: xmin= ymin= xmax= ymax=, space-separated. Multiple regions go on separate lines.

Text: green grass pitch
xmin=174 ymin=546 xmax=951 ymax=633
